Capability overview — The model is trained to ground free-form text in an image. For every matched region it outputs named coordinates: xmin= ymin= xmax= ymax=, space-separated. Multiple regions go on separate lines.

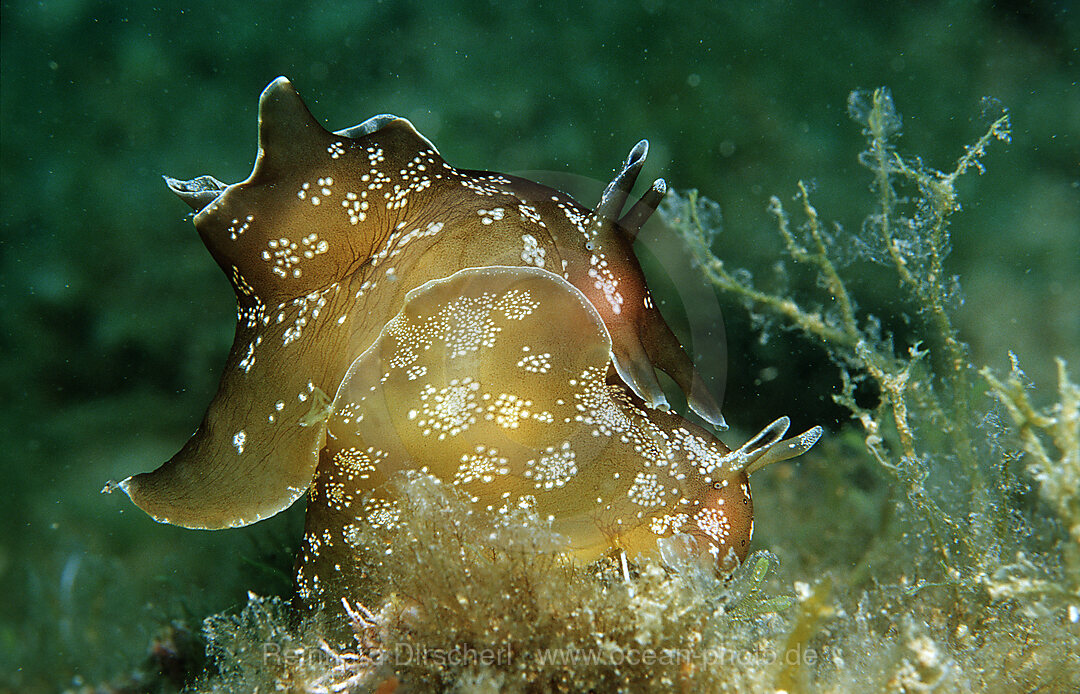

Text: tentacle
xmin=718 ymin=417 xmax=822 ymax=476
xmin=738 ymin=416 xmax=791 ymax=458
xmin=617 ymin=178 xmax=667 ymax=243
xmin=594 ymin=139 xmax=649 ymax=224
xmin=745 ymin=425 xmax=824 ymax=474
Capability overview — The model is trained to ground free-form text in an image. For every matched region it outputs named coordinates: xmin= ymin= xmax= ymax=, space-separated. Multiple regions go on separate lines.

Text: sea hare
xmin=113 ymin=77 xmax=821 ymax=611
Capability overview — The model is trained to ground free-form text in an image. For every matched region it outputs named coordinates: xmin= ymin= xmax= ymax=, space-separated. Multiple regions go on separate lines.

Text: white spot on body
xmin=516 ymin=347 xmax=552 ymax=373
xmin=477 ymin=207 xmax=506 ymax=225
xmin=521 ymin=233 xmax=546 ymax=267
xmin=524 ymin=441 xmax=577 ymax=489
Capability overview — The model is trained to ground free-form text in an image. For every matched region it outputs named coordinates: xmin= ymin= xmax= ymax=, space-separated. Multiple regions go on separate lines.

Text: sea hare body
xmin=116 ymin=77 xmax=821 ymax=610
xmin=302 ymin=266 xmax=820 ymax=608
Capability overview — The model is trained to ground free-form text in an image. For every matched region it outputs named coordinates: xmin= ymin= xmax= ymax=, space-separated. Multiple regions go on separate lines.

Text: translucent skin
xmin=118 ymin=77 xmax=723 ymax=531
xmin=112 ymin=78 xmax=821 ymax=616
xmin=294 ymin=267 xmax=765 ymax=611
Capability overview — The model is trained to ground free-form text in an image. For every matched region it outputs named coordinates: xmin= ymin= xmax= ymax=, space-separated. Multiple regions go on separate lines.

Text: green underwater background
xmin=1 ymin=0 xmax=1078 ymax=691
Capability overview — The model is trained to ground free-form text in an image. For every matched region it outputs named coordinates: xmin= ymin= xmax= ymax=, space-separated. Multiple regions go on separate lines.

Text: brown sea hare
xmin=113 ymin=77 xmax=820 ymax=610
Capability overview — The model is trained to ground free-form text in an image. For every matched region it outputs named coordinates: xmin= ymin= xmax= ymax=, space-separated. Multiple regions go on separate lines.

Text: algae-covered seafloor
xmin=1 ymin=1 xmax=1077 ymax=692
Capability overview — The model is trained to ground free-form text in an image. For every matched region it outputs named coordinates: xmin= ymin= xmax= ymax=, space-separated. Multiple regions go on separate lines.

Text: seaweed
xmin=667 ymin=87 xmax=1077 ymax=597
xmin=195 ymin=474 xmax=794 ymax=693
xmin=661 ymin=86 xmax=1079 ymax=686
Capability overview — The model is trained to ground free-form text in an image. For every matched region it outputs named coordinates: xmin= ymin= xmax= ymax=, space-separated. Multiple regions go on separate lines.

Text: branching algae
xmin=661 ymin=87 xmax=1079 ymax=689
xmin=668 ymin=87 xmax=1078 ymax=593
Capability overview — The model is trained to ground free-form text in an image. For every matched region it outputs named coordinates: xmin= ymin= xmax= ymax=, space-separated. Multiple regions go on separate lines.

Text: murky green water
xmin=2 ymin=1 xmax=1077 ymax=690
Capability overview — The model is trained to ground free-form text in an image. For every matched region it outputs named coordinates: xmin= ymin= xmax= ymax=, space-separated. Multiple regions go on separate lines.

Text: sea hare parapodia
xmin=112 ymin=77 xmax=821 ymax=610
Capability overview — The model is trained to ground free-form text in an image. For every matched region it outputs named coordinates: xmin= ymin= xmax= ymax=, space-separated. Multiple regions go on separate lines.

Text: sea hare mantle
xmin=111 ymin=77 xmax=821 ymax=608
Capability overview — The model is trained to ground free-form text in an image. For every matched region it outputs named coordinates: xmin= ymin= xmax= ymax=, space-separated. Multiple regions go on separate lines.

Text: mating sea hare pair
xmin=115 ymin=77 xmax=820 ymax=610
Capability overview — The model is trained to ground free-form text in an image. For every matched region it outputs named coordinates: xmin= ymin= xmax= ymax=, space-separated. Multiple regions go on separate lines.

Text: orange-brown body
xmin=112 ymin=78 xmax=820 ymax=614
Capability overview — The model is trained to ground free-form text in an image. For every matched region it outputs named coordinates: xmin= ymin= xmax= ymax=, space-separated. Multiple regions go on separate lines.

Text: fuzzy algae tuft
xmin=187 ymin=88 xmax=1079 ymax=692
xmin=196 ymin=473 xmax=794 ymax=692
